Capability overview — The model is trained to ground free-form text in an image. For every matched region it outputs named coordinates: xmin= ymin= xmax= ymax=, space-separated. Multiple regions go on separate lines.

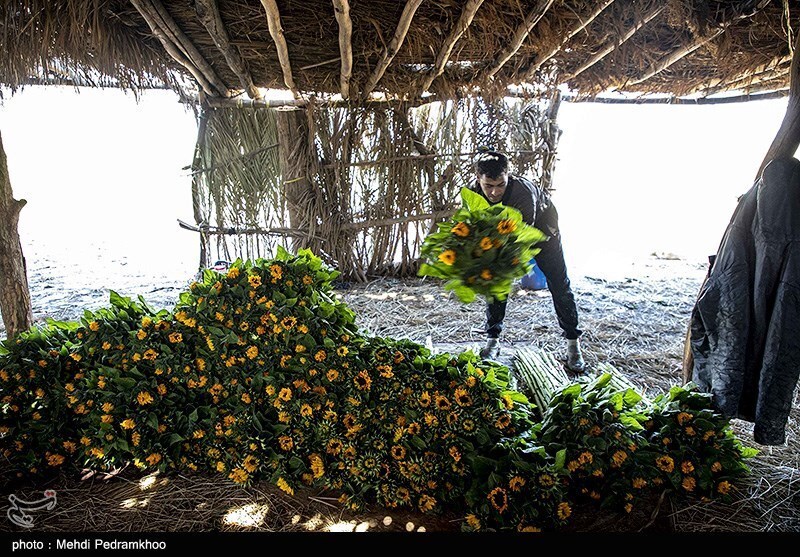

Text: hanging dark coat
xmin=689 ymin=157 xmax=800 ymax=446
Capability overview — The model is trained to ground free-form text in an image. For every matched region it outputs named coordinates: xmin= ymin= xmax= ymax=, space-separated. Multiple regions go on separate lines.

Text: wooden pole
xmin=481 ymin=0 xmax=555 ymax=80
xmin=523 ymin=0 xmax=615 ymax=80
xmin=756 ymin=29 xmax=800 ymax=180
xmin=275 ymin=108 xmax=317 ymax=251
xmin=420 ymin=0 xmax=484 ymax=93
xmin=0 ymin=130 xmax=33 ymax=339
xmin=332 ymin=0 xmax=354 ymax=99
xmin=194 ymin=0 xmax=261 ymax=99
xmin=362 ymin=0 xmax=424 ymax=98
xmin=562 ymin=4 xmax=665 ymax=81
xmin=260 ymin=0 xmax=298 ymax=96
xmin=130 ymin=0 xmax=221 ymax=96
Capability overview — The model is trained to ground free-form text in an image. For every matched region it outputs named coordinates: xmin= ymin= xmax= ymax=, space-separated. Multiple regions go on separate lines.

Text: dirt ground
xmin=2 ymin=255 xmax=798 ymax=531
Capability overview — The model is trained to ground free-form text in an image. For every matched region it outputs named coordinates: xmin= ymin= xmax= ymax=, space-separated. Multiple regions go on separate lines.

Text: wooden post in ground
xmin=755 ymin=29 xmax=800 ymax=180
xmin=0 ymin=130 xmax=33 ymax=339
xmin=275 ymin=108 xmax=317 ymax=253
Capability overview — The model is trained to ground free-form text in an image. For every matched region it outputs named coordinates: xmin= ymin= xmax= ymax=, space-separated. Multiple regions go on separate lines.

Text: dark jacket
xmin=471 ymin=174 xmax=553 ymax=230
xmin=689 ymin=157 xmax=800 ymax=445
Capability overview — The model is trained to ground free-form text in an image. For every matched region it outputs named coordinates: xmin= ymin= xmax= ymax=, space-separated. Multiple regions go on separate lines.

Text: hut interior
xmin=1 ymin=0 xmax=800 ymax=533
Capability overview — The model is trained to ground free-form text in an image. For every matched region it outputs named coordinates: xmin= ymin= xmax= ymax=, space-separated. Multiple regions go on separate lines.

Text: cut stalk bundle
xmin=514 ymin=348 xmax=569 ymax=417
xmin=595 ymin=362 xmax=650 ymax=405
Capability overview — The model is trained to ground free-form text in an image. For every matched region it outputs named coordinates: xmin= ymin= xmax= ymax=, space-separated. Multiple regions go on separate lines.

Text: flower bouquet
xmin=419 ymin=187 xmax=546 ymax=303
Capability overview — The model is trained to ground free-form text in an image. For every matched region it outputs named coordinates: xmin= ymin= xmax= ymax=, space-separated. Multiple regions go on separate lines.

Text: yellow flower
xmin=677 ymin=411 xmax=693 ymax=425
xmin=481 ymin=269 xmax=493 ymax=280
xmin=101 ymin=414 xmax=114 ymax=424
xmin=243 ymin=455 xmax=259 ymax=473
xmin=487 ymin=487 xmax=508 ymax=513
xmin=711 ymin=461 xmax=722 ymax=472
xmin=337 ymin=346 xmax=349 ymax=357
xmin=70 ymin=353 xmax=82 ymax=362
xmin=229 ymin=468 xmax=249 ymax=484
xmin=168 ymin=332 xmax=183 ymax=344
xmin=391 ymin=445 xmax=406 ymax=460
xmin=145 ymin=453 xmax=162 ymax=466
xmin=682 ymin=476 xmax=696 ymax=491
xmin=656 ymin=455 xmax=674 ymax=473
xmin=681 ymin=461 xmax=695 ymax=474
xmin=497 ymin=219 xmax=517 ymax=235
xmin=538 ymin=474 xmax=555 ymax=487
xmin=509 ymin=476 xmax=526 ymax=492
xmin=89 ymin=321 xmax=100 ymax=332
xmin=611 ymin=450 xmax=628 ymax=468
xmin=279 ymin=436 xmax=294 ymax=451
xmin=132 ymin=432 xmax=141 ymax=446
xmin=438 ymin=250 xmax=456 ymax=265
xmin=134 ymin=391 xmax=153 ymax=405
xmin=632 ymin=477 xmax=647 ymax=489
xmin=557 ymin=502 xmax=572 ymax=521
xmin=465 ymin=514 xmax=481 ymax=530
xmin=216 ymin=462 xmax=226 ymax=472
xmin=248 ymin=274 xmax=262 ymax=288
xmin=278 ymin=388 xmax=292 ymax=402
xmin=419 ymin=495 xmax=436 ymax=513
xmin=101 ymin=402 xmax=114 ymax=413
xmin=479 ymin=237 xmax=494 ymax=250
xmin=624 ymin=503 xmax=633 ymax=513
xmin=685 ymin=426 xmax=696 ymax=436
xmin=501 ymin=393 xmax=514 ymax=409
xmin=47 ymin=453 xmax=65 ymax=466
xmin=227 ymin=267 xmax=240 ymax=280
xmin=452 ymin=222 xmax=470 ymax=237
xmin=717 ymin=480 xmax=732 ymax=495
xmin=136 ymin=330 xmax=147 ymax=340
xmin=354 ymin=370 xmax=372 ymax=390
xmin=276 ymin=477 xmax=294 ymax=495
xmin=309 ymin=454 xmax=325 ymax=479
xmin=300 ymin=404 xmax=313 ymax=418
xmin=241 ymin=393 xmax=251 ymax=404
xmin=120 ymin=419 xmax=136 ymax=430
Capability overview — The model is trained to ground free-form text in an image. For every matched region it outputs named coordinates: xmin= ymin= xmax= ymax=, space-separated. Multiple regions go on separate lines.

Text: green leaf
xmin=460 ymin=187 xmax=490 ymax=211
xmin=554 ymin=448 xmax=566 ymax=471
xmin=619 ymin=415 xmax=645 ymax=431
xmin=189 ymin=408 xmax=198 ymax=422
xmin=147 ymin=413 xmax=159 ymax=430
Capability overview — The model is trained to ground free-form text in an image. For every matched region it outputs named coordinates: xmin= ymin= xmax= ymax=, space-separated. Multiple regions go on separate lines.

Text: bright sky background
xmin=0 ymin=85 xmax=792 ymax=288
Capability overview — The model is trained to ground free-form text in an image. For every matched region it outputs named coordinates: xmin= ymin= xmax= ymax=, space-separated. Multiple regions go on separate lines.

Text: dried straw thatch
xmin=1 ymin=1 xmax=796 ymax=102
xmin=190 ymin=95 xmax=561 ymax=278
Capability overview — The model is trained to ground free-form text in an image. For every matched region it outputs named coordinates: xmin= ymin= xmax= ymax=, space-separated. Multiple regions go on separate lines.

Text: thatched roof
xmin=1 ymin=0 xmax=796 ymax=103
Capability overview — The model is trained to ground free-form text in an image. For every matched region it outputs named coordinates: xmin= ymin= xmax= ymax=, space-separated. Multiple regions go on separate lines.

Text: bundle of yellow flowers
xmin=419 ymin=187 xmax=546 ymax=303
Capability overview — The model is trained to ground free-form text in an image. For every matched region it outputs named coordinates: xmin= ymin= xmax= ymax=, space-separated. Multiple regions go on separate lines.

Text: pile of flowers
xmin=0 ymin=248 xmax=756 ymax=531
xmin=0 ymin=248 xmax=568 ymax=530
xmin=536 ymin=373 xmax=756 ymax=515
xmin=418 ymin=187 xmax=546 ymax=303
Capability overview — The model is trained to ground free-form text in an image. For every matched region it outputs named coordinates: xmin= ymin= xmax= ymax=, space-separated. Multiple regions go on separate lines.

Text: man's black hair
xmin=474 ymin=150 xmax=509 ymax=179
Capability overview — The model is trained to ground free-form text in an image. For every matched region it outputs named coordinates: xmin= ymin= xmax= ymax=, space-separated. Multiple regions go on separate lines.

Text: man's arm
xmin=506 ymin=176 xmax=537 ymax=225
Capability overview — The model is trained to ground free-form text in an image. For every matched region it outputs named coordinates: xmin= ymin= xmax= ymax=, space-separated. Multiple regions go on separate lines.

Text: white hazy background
xmin=0 ymin=86 xmax=791 ymax=299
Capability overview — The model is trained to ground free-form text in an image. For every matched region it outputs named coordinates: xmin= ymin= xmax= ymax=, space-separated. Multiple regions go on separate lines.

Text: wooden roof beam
xmin=689 ymin=54 xmax=792 ymax=95
xmin=131 ymin=0 xmax=228 ymax=97
xmin=616 ymin=27 xmax=728 ymax=89
xmin=420 ymin=0 xmax=484 ymax=94
xmin=616 ymin=3 xmax=771 ymax=91
xmin=332 ymin=0 xmax=353 ymax=99
xmin=362 ymin=0 xmax=424 ymax=98
xmin=522 ymin=0 xmax=616 ymax=81
xmin=259 ymin=0 xmax=298 ymax=96
xmin=562 ymin=3 xmax=666 ymax=81
xmin=194 ymin=0 xmax=261 ymax=99
xmin=481 ymin=0 xmax=555 ymax=81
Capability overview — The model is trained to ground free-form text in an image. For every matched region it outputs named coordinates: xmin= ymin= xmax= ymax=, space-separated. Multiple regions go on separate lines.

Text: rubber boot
xmin=480 ymin=338 xmax=500 ymax=360
xmin=566 ymin=338 xmax=586 ymax=373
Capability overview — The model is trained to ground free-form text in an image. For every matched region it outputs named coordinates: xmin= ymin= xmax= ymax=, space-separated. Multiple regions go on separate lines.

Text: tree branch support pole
xmin=276 ymin=108 xmax=317 ymax=253
xmin=756 ymin=29 xmax=800 ymax=180
xmin=0 ymin=131 xmax=33 ymax=339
